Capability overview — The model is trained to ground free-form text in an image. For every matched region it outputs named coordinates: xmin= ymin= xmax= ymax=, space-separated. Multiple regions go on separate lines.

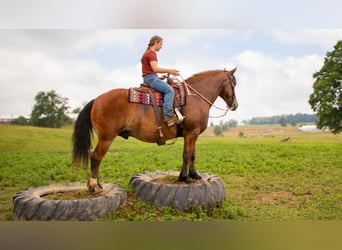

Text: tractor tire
xmin=129 ymin=170 xmax=226 ymax=211
xmin=13 ymin=182 xmax=126 ymax=221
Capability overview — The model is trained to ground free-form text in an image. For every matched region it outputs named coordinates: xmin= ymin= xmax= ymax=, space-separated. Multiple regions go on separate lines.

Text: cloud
xmin=0 ymin=47 xmax=141 ymax=117
xmin=0 ymin=29 xmax=329 ymax=124
xmin=0 ymin=30 xmax=211 ymax=118
xmin=231 ymin=50 xmax=323 ymax=121
xmin=0 ymin=30 xmax=144 ymax=56
xmin=270 ymin=30 xmax=342 ymax=50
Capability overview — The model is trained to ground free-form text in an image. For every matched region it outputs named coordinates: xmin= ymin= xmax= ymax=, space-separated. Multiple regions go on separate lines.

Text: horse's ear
xmin=230 ymin=67 xmax=237 ymax=75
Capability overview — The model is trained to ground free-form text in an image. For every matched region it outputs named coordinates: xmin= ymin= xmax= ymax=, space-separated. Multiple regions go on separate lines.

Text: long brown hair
xmin=141 ymin=35 xmax=163 ymax=62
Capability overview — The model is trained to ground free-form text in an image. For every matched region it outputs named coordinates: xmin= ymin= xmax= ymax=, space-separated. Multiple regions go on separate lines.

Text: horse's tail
xmin=72 ymin=99 xmax=94 ymax=168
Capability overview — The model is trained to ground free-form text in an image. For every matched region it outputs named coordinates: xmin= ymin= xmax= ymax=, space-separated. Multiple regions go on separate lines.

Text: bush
xmin=11 ymin=116 xmax=28 ymax=125
xmin=213 ymin=126 xmax=222 ymax=136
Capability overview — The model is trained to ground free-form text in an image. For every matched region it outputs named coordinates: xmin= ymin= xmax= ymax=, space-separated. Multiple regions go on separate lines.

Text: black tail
xmin=72 ymin=100 xmax=94 ymax=168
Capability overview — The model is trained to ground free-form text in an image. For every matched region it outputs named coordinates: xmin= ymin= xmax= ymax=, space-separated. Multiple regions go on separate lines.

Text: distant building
xmin=298 ymin=125 xmax=318 ymax=132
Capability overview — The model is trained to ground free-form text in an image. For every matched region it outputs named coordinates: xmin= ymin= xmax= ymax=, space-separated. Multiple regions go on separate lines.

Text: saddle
xmin=128 ymin=78 xmax=187 ymax=107
xmin=127 ymin=78 xmax=187 ymax=145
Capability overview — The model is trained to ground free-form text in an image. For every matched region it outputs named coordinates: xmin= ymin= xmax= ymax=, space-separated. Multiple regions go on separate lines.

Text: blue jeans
xmin=143 ymin=74 xmax=174 ymax=120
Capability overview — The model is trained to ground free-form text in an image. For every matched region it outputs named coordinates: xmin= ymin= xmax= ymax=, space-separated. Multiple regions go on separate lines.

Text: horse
xmin=72 ymin=68 xmax=238 ymax=193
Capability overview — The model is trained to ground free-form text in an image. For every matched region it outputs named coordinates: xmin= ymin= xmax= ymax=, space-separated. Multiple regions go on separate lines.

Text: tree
xmin=290 ymin=118 xmax=297 ymax=127
xmin=11 ymin=116 xmax=28 ymax=125
xmin=72 ymin=107 xmax=81 ymax=114
xmin=279 ymin=115 xmax=287 ymax=127
xmin=226 ymin=119 xmax=238 ymax=128
xmin=213 ymin=125 xmax=222 ymax=136
xmin=309 ymin=40 xmax=342 ymax=134
xmin=30 ymin=90 xmax=71 ymax=128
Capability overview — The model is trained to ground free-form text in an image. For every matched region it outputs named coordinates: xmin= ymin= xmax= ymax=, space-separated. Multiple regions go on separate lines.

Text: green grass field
xmin=0 ymin=124 xmax=341 ymax=221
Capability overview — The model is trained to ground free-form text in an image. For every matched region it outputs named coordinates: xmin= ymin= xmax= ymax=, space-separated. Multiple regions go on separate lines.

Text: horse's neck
xmin=187 ymin=72 xmax=223 ymax=102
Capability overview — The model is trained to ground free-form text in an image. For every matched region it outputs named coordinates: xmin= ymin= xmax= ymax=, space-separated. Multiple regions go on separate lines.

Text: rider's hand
xmin=169 ymin=69 xmax=179 ymax=76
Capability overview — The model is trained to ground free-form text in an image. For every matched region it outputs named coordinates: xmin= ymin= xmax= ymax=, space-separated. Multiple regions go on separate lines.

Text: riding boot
xmin=165 ymin=115 xmax=179 ymax=127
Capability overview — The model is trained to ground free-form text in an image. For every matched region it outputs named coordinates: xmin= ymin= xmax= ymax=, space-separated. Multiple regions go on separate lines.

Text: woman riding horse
xmin=72 ymin=68 xmax=238 ymax=193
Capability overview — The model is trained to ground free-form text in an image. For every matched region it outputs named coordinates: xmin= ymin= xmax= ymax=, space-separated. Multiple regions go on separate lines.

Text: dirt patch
xmin=152 ymin=175 xmax=205 ymax=185
xmin=42 ymin=190 xmax=105 ymax=200
xmin=254 ymin=191 xmax=298 ymax=205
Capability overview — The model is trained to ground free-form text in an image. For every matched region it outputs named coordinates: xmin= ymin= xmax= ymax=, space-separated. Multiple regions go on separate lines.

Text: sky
xmin=0 ymin=1 xmax=341 ymax=124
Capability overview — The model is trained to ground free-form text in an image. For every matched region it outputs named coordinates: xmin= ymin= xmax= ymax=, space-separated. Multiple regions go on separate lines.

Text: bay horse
xmin=72 ymin=68 xmax=238 ymax=193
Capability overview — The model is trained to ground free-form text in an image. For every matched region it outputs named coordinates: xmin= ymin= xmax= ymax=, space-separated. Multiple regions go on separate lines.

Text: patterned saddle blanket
xmin=128 ymin=79 xmax=187 ymax=107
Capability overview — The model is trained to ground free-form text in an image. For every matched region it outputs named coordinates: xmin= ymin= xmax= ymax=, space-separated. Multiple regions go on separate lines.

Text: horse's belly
xmin=129 ymin=125 xmax=177 ymax=143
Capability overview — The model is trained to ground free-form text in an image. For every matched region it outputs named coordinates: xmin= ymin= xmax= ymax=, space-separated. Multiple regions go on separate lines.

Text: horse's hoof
xmin=87 ymin=183 xmax=103 ymax=194
xmin=89 ymin=186 xmax=104 ymax=194
xmin=87 ymin=178 xmax=103 ymax=194
xmin=189 ymin=171 xmax=202 ymax=180
xmin=178 ymin=175 xmax=191 ymax=184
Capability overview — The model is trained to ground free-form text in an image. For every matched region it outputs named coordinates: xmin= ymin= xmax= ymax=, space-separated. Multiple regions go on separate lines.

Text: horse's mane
xmin=186 ymin=70 xmax=222 ymax=83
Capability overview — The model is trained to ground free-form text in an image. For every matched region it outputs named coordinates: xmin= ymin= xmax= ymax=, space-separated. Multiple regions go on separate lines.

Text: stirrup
xmin=165 ymin=115 xmax=179 ymax=127
xmin=174 ymin=108 xmax=185 ymax=124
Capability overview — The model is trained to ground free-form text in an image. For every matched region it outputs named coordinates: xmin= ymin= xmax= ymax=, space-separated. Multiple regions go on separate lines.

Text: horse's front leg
xmin=179 ymin=134 xmax=202 ymax=183
xmin=178 ymin=151 xmax=191 ymax=184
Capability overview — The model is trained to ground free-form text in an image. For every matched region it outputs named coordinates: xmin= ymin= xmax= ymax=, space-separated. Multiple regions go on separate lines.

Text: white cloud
xmin=75 ymin=30 xmax=143 ymax=52
xmin=270 ymin=29 xmax=342 ymax=50
xmin=0 ymin=29 xmax=330 ymax=124
xmin=231 ymin=50 xmax=323 ymax=121
xmin=0 ymin=47 xmax=141 ymax=117
xmin=0 ymin=30 xmax=144 ymax=56
xmin=0 ymin=30 xmax=206 ymax=118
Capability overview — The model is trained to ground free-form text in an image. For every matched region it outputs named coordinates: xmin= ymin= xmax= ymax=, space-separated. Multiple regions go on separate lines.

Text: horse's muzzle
xmin=230 ymin=100 xmax=238 ymax=111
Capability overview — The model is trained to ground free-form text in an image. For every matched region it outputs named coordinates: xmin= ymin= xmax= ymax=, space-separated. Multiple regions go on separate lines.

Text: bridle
xmin=176 ymin=69 xmax=236 ymax=118
xmin=225 ymin=68 xmax=236 ymax=88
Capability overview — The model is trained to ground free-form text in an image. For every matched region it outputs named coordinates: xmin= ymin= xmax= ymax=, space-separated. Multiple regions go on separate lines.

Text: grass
xmin=0 ymin=124 xmax=341 ymax=221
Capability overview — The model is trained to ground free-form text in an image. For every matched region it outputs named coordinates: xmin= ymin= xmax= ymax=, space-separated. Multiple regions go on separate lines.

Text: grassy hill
xmin=0 ymin=124 xmax=341 ymax=221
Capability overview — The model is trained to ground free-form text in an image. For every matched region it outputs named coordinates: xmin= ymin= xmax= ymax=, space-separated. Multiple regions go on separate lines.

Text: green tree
xmin=30 ymin=90 xmax=71 ymax=128
xmin=226 ymin=119 xmax=238 ymax=128
xmin=72 ymin=107 xmax=81 ymax=114
xmin=279 ymin=115 xmax=287 ymax=127
xmin=213 ymin=125 xmax=222 ymax=136
xmin=309 ymin=40 xmax=342 ymax=134
xmin=11 ymin=116 xmax=28 ymax=125
xmin=290 ymin=118 xmax=297 ymax=127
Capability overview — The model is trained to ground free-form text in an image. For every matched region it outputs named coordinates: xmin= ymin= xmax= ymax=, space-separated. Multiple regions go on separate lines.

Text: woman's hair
xmin=147 ymin=35 xmax=163 ymax=47
xmin=141 ymin=35 xmax=163 ymax=62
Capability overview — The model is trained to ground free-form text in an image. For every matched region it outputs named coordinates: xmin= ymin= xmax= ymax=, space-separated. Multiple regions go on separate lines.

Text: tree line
xmin=242 ymin=113 xmax=317 ymax=126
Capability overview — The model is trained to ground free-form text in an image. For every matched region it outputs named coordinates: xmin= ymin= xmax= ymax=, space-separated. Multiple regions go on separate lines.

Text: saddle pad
xmin=128 ymin=88 xmax=164 ymax=106
xmin=128 ymin=82 xmax=187 ymax=107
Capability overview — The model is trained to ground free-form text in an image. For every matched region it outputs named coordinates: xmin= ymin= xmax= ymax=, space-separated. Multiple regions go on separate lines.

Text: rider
xmin=141 ymin=35 xmax=180 ymax=127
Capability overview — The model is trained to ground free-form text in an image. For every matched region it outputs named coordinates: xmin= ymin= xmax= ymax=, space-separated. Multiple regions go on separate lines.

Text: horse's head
xmin=220 ymin=68 xmax=238 ymax=111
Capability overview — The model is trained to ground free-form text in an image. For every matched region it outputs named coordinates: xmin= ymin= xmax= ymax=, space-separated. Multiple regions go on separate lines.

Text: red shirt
xmin=141 ymin=50 xmax=157 ymax=76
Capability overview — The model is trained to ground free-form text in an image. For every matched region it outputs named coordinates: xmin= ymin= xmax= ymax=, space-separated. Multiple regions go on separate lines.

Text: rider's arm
xmin=150 ymin=61 xmax=179 ymax=75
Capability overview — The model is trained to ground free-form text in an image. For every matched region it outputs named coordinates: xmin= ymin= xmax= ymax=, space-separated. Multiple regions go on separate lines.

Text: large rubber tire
xmin=129 ymin=170 xmax=226 ymax=211
xmin=12 ymin=183 xmax=127 ymax=221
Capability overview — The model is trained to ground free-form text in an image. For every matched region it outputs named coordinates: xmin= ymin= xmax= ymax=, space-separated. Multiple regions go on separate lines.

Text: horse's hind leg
xmin=88 ymin=138 xmax=113 ymax=193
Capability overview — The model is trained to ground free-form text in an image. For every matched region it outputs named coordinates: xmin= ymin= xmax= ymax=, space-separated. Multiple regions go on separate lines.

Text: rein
xmin=176 ymin=72 xmax=233 ymax=118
